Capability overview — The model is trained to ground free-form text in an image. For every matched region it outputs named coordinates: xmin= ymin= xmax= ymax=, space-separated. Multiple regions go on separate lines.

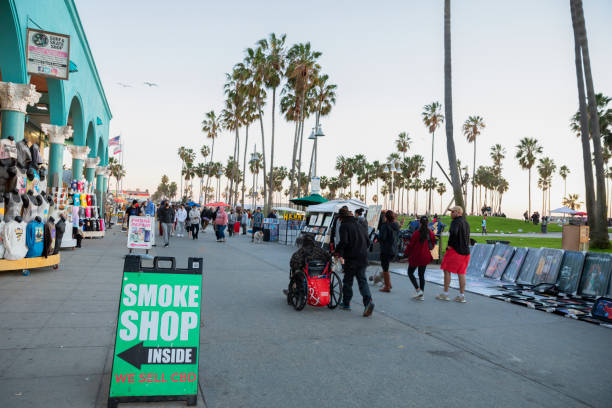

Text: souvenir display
xmin=579 ymin=253 xmax=612 ymax=297
xmin=466 ymin=244 xmax=494 ymax=277
xmin=484 ymin=243 xmax=515 ymax=279
xmin=54 ymin=214 xmax=66 ymax=254
xmin=3 ymin=217 xmax=28 ymax=260
xmin=3 ymin=190 xmax=27 ymax=221
xmin=532 ymin=248 xmax=564 ymax=285
xmin=501 ymin=247 xmax=528 ymax=282
xmin=44 ymin=217 xmax=56 ymax=257
xmin=557 ymin=251 xmax=586 ymax=295
xmin=25 ymin=217 xmax=45 ymax=258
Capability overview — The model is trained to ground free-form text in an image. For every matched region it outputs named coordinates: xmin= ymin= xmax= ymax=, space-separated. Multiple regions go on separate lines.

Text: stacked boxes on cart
xmin=466 ymin=243 xmax=612 ymax=325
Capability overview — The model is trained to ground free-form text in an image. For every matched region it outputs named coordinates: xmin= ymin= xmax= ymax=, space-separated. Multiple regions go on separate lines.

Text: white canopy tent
xmin=551 ymin=207 xmax=577 ymax=215
xmin=306 ymin=199 xmax=367 ymax=214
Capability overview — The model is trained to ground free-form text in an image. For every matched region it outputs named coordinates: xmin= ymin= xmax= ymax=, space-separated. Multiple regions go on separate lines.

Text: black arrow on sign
xmin=117 ymin=342 xmax=197 ymax=370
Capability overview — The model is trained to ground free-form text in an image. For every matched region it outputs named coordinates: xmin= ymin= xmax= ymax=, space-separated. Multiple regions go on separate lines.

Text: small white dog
xmin=253 ymin=230 xmax=264 ymax=243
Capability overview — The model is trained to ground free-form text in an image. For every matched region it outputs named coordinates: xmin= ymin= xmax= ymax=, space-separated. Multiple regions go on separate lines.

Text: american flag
xmin=109 ymin=135 xmax=121 ymax=146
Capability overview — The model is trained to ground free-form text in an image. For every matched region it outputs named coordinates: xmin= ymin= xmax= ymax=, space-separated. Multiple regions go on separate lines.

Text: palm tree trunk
xmin=258 ymin=112 xmax=268 ymax=211
xmin=297 ymin=115 xmax=306 ymax=195
xmin=570 ymin=0 xmax=597 ymax=239
xmin=428 ymin=130 xmax=434 ymax=214
xmin=528 ymin=167 xmax=532 ymax=216
xmin=574 ymin=0 xmax=609 ymax=247
xmin=289 ymin=120 xmax=300 ymax=200
xmin=234 ymin=127 xmax=240 ymax=206
xmin=241 ymin=124 xmax=249 ymax=209
xmin=471 ymin=139 xmax=476 ymax=215
xmin=268 ymin=87 xmax=277 ymax=213
xmin=444 ymin=0 xmax=464 ymax=210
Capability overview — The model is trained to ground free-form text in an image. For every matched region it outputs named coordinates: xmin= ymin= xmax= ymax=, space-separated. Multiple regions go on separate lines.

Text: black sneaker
xmin=363 ymin=301 xmax=375 ymax=317
xmin=339 ymin=302 xmax=351 ymax=310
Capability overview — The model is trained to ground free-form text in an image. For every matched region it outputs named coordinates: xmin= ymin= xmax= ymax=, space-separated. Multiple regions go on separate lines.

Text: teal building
xmin=0 ymin=0 xmax=111 ymax=206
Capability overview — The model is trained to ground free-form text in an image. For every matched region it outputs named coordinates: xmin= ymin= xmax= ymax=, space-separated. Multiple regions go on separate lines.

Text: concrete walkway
xmin=1 ymin=227 xmax=611 ymax=407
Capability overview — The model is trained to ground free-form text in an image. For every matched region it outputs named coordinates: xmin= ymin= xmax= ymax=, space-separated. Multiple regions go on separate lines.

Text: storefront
xmin=0 ymin=0 xmax=112 ymax=213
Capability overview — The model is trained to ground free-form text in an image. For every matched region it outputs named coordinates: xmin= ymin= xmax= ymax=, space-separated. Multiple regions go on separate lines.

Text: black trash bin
xmin=263 ymin=229 xmax=270 ymax=241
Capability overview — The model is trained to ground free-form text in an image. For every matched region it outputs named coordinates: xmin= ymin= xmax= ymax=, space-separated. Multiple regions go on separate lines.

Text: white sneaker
xmin=454 ymin=295 xmax=467 ymax=303
xmin=412 ymin=291 xmax=424 ymax=300
xmin=436 ymin=293 xmax=450 ymax=301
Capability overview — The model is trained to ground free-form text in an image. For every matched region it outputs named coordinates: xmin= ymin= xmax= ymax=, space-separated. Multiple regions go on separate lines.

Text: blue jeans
xmin=216 ymin=225 xmax=226 ymax=240
xmin=342 ymin=262 xmax=372 ymax=306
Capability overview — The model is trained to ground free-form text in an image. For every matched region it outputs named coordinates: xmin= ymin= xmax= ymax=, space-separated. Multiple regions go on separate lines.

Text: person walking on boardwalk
xmin=189 ymin=206 xmax=201 ymax=240
xmin=405 ymin=216 xmax=436 ymax=300
xmin=334 ymin=208 xmax=375 ymax=317
xmin=481 ymin=215 xmax=487 ymax=235
xmin=175 ymin=205 xmax=187 ymax=237
xmin=158 ymin=200 xmax=175 ymax=247
xmin=214 ymin=206 xmax=228 ymax=242
xmin=437 ymin=206 xmax=470 ymax=303
xmin=378 ymin=210 xmax=400 ymax=293
xmin=251 ymin=207 xmax=264 ymax=242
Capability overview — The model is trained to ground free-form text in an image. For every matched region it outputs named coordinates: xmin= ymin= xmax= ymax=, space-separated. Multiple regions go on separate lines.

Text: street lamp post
xmin=308 ymin=123 xmax=326 ymax=192
xmin=384 ymin=162 xmax=398 ymax=211
xmin=217 ymin=169 xmax=223 ymax=202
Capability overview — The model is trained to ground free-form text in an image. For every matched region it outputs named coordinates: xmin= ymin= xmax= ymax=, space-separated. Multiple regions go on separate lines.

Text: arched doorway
xmin=67 ymin=95 xmax=84 ymax=146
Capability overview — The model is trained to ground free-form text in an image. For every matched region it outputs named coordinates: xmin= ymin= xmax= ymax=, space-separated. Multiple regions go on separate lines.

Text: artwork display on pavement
xmin=484 ymin=244 xmax=515 ymax=280
xmin=556 ymin=251 xmax=586 ymax=295
xmin=579 ymin=253 xmax=612 ymax=297
xmin=466 ymin=244 xmax=494 ymax=277
xmin=532 ymin=248 xmax=564 ymax=285
xmin=516 ymin=248 xmax=542 ymax=285
xmin=502 ymin=247 xmax=528 ymax=282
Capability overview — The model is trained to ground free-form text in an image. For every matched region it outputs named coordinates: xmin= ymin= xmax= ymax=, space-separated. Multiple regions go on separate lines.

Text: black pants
xmin=342 ymin=262 xmax=372 ymax=306
xmin=380 ymin=253 xmax=393 ymax=272
xmin=228 ymin=223 xmax=234 ymax=237
xmin=408 ymin=265 xmax=427 ymax=291
xmin=191 ymin=224 xmax=199 ymax=239
xmin=252 ymin=226 xmax=262 ymax=240
xmin=72 ymin=226 xmax=82 ymax=248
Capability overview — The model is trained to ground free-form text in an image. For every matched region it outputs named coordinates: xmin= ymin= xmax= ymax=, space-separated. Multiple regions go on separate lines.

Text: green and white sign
xmin=108 ymin=257 xmax=203 ymax=407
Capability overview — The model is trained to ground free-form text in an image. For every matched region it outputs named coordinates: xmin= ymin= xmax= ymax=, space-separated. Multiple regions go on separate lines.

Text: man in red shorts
xmin=437 ymin=206 xmax=471 ymax=303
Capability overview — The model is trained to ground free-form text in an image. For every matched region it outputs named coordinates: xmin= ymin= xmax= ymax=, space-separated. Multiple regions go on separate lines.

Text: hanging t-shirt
xmin=3 ymin=220 xmax=28 ymax=260
xmin=25 ymin=220 xmax=45 ymax=258
xmin=38 ymin=196 xmax=50 ymax=221
xmin=73 ymin=193 xmax=81 ymax=207
xmin=0 ymin=220 xmax=5 ymax=258
xmin=44 ymin=221 xmax=56 ymax=257
xmin=22 ymin=195 xmax=40 ymax=223
xmin=80 ymin=193 xmax=87 ymax=207
xmin=72 ymin=205 xmax=80 ymax=227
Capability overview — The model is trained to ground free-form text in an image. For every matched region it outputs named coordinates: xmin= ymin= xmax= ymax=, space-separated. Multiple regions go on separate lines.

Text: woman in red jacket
xmin=405 ymin=216 xmax=436 ymax=300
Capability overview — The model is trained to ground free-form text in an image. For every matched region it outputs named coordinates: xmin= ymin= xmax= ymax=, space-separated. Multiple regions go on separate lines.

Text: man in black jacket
xmin=157 ymin=200 xmax=175 ymax=247
xmin=334 ymin=212 xmax=375 ymax=317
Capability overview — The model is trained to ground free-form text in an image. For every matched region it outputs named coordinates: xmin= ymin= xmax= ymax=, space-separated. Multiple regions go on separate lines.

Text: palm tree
xmin=537 ymin=157 xmax=556 ymax=216
xmin=515 ymin=137 xmax=542 ymax=217
xmin=563 ymin=193 xmax=583 ymax=211
xmin=193 ymin=163 xmax=205 ymax=202
xmin=395 ymin=132 xmax=411 ymax=159
xmin=222 ymin=69 xmax=247 ymax=206
xmin=177 ymin=147 xmax=195 ymax=201
xmin=559 ymin=165 xmax=570 ymax=200
xmin=168 ymin=182 xmax=177 ymax=200
xmin=463 ymin=115 xmax=485 ymax=215
xmin=257 ymin=34 xmax=286 ymax=211
xmin=570 ymin=0 xmax=609 ymax=248
xmin=108 ymin=157 xmax=126 ymax=197
xmin=436 ymin=182 xmax=447 ymax=214
xmin=422 ymin=101 xmax=444 ymax=214
xmin=443 ymin=0 xmax=465 ymax=211
xmin=181 ymin=161 xmax=196 ymax=201
xmin=308 ymin=74 xmax=337 ymax=181
xmin=286 ymin=42 xmax=321 ymax=200
xmin=202 ymin=111 xmax=220 ymax=202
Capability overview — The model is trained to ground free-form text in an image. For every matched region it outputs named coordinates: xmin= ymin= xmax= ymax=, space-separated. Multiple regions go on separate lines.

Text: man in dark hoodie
xmin=334 ymin=207 xmax=375 ymax=317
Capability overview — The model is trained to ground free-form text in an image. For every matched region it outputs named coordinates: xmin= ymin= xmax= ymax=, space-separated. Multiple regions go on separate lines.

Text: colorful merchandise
xmin=73 ymin=193 xmax=81 ymax=207
xmin=25 ymin=219 xmax=45 ymax=258
xmin=3 ymin=219 xmax=28 ymax=260
xmin=80 ymin=193 xmax=87 ymax=207
xmin=44 ymin=220 xmax=56 ymax=257
xmin=0 ymin=220 xmax=5 ymax=258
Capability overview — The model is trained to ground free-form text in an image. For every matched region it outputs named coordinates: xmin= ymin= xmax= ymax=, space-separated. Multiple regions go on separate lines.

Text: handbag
xmin=426 ymin=231 xmax=434 ymax=250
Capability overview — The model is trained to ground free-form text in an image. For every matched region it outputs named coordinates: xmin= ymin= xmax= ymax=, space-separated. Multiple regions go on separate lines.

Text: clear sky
xmin=75 ymin=0 xmax=612 ymax=217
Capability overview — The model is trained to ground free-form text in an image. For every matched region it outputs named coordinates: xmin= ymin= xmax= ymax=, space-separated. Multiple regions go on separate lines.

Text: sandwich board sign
xmin=127 ymin=216 xmax=155 ymax=249
xmin=108 ymin=256 xmax=203 ymax=407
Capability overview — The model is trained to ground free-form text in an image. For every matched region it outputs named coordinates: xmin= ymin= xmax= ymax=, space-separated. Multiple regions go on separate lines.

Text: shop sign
xmin=108 ymin=256 xmax=203 ymax=406
xmin=366 ymin=205 xmax=382 ymax=229
xmin=26 ymin=29 xmax=70 ymax=80
xmin=127 ymin=216 xmax=155 ymax=249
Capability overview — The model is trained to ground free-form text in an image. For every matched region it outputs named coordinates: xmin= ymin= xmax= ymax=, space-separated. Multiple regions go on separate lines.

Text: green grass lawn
xmin=399 ymin=215 xmax=563 ymax=234
xmin=436 ymin=235 xmax=612 ymax=254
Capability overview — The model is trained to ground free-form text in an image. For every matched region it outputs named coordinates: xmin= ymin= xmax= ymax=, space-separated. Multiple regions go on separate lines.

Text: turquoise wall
xmin=0 ymin=0 xmax=111 ymax=165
